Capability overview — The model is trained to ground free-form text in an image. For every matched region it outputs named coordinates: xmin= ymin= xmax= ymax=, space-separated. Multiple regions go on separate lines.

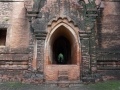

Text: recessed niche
xmin=49 ymin=25 xmax=78 ymax=65
xmin=0 ymin=29 xmax=7 ymax=46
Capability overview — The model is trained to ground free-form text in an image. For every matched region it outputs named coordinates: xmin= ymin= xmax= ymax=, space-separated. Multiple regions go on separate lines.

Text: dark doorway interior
xmin=53 ymin=36 xmax=71 ymax=64
xmin=0 ymin=29 xmax=7 ymax=46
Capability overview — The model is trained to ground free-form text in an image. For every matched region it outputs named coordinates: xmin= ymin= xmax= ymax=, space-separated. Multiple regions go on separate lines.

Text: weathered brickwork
xmin=0 ymin=0 xmax=120 ymax=85
xmin=97 ymin=2 xmax=120 ymax=49
xmin=0 ymin=2 xmax=13 ymax=26
xmin=0 ymin=70 xmax=25 ymax=82
xmin=0 ymin=0 xmax=31 ymax=84
xmin=96 ymin=1 xmax=120 ymax=80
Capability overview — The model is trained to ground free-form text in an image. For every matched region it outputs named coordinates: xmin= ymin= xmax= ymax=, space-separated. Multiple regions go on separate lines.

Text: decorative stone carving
xmin=36 ymin=40 xmax=44 ymax=73
xmin=33 ymin=0 xmax=46 ymax=11
xmin=24 ymin=0 xmax=33 ymax=11
xmin=24 ymin=0 xmax=46 ymax=12
xmin=78 ymin=0 xmax=100 ymax=81
xmin=25 ymin=0 xmax=100 ymax=83
xmin=78 ymin=0 xmax=99 ymax=31
xmin=28 ymin=32 xmax=35 ymax=71
xmin=32 ymin=18 xmax=46 ymax=32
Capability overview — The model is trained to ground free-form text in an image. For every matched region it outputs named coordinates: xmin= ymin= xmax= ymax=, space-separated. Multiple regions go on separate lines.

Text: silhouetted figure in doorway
xmin=58 ymin=53 xmax=64 ymax=64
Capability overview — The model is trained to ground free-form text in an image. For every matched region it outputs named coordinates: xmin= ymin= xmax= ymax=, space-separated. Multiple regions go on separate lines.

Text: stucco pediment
xmin=24 ymin=0 xmax=46 ymax=12
xmin=24 ymin=0 xmax=33 ymax=11
xmin=25 ymin=0 xmax=100 ymax=33
xmin=25 ymin=0 xmax=84 ymax=32
xmin=32 ymin=18 xmax=46 ymax=32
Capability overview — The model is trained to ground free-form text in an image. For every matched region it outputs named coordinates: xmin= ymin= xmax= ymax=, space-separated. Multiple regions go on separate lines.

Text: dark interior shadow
xmin=53 ymin=36 xmax=71 ymax=64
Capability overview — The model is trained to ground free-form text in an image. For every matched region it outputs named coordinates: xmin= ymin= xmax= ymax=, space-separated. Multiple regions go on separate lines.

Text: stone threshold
xmin=45 ymin=80 xmax=83 ymax=84
xmin=44 ymin=80 xmax=83 ymax=87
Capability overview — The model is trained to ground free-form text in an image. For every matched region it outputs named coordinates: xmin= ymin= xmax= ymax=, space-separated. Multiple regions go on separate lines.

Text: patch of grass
xmin=84 ymin=80 xmax=120 ymax=90
xmin=5 ymin=82 xmax=25 ymax=88
xmin=1 ymin=80 xmax=120 ymax=90
xmin=5 ymin=18 xmax=9 ymax=21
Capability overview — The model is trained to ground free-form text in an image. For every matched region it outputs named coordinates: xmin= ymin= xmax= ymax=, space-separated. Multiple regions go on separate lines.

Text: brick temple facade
xmin=0 ymin=0 xmax=120 ymax=85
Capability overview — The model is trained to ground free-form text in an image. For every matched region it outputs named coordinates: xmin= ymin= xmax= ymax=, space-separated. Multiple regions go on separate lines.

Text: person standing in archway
xmin=58 ymin=53 xmax=64 ymax=64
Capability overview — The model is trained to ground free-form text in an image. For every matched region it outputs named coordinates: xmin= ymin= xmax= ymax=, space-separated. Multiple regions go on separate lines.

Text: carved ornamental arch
xmin=24 ymin=0 xmax=101 ymax=82
xmin=44 ymin=18 xmax=81 ymax=81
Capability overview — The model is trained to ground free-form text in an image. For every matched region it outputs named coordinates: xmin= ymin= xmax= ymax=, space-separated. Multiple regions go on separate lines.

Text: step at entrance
xmin=58 ymin=70 xmax=69 ymax=87
xmin=58 ymin=70 xmax=68 ymax=81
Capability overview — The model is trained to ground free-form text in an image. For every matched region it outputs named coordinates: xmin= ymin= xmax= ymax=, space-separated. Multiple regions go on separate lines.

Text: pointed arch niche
xmin=44 ymin=18 xmax=81 ymax=81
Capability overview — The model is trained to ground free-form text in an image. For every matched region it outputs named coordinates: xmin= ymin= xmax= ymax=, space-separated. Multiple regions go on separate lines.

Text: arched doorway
xmin=53 ymin=36 xmax=71 ymax=64
xmin=45 ymin=20 xmax=81 ymax=81
xmin=48 ymin=25 xmax=78 ymax=65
